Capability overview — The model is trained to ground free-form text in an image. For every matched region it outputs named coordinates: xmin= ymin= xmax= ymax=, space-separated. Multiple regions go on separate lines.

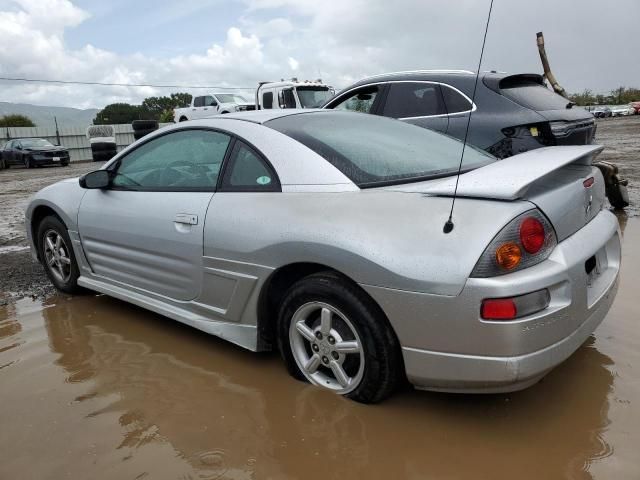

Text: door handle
xmin=174 ymin=213 xmax=198 ymax=225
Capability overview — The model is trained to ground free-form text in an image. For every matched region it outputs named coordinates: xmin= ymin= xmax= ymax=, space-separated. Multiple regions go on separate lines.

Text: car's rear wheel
xmin=277 ymin=272 xmax=402 ymax=403
xmin=37 ymin=215 xmax=83 ymax=294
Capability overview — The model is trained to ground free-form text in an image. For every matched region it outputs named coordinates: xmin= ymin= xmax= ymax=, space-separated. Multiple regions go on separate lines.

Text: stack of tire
xmin=86 ymin=125 xmax=117 ymax=163
xmin=132 ymin=120 xmax=159 ymax=141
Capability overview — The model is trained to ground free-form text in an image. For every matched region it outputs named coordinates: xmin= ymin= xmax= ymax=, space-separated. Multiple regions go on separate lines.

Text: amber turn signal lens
xmin=495 ymin=242 xmax=522 ymax=270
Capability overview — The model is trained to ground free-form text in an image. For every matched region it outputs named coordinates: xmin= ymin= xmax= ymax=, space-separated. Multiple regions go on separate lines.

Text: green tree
xmin=158 ymin=109 xmax=175 ymax=123
xmin=93 ymin=103 xmax=144 ymax=124
xmin=0 ymin=114 xmax=35 ymax=127
xmin=141 ymin=92 xmax=192 ymax=120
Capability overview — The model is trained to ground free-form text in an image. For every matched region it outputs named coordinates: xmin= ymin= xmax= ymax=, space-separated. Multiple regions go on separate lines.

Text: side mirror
xmin=79 ymin=170 xmax=110 ymax=189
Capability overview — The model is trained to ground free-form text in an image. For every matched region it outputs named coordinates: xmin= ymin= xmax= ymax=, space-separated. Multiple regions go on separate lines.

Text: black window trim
xmin=218 ymin=138 xmax=282 ymax=193
xmin=324 ymin=84 xmax=387 ymax=115
xmin=105 ymin=126 xmax=281 ymax=193
xmin=106 ymin=126 xmax=235 ymax=193
xmin=326 ymin=80 xmax=476 ymax=119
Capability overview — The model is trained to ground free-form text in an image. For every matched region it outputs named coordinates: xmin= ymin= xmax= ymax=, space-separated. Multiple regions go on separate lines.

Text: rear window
xmin=500 ymin=82 xmax=570 ymax=111
xmin=266 ymin=112 xmax=493 ymax=188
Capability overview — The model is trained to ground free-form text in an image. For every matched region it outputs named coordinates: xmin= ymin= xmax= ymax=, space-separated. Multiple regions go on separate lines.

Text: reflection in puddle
xmin=1 ymin=221 xmax=639 ymax=479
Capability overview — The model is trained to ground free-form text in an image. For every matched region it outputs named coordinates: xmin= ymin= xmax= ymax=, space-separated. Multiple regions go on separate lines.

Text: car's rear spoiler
xmin=417 ymin=145 xmax=604 ymax=201
xmin=483 ymin=73 xmax=545 ymax=93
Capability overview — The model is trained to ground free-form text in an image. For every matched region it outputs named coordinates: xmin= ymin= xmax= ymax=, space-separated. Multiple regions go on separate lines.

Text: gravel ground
xmin=0 ymin=117 xmax=637 ymax=301
xmin=0 ymin=162 xmax=101 ymax=303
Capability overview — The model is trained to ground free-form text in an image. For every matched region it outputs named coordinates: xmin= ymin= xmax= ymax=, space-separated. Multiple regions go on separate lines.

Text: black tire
xmin=133 ymin=128 xmax=156 ymax=140
xmin=61 ymin=162 xmax=70 ymax=167
xmin=277 ymin=271 xmax=403 ymax=404
xmin=132 ymin=119 xmax=159 ymax=131
xmin=92 ymin=150 xmax=115 ymax=162
xmin=91 ymin=142 xmax=117 ymax=153
xmin=179 ymin=116 xmax=188 ymax=122
xmin=24 ymin=155 xmax=33 ymax=169
xmin=36 ymin=215 xmax=83 ymax=294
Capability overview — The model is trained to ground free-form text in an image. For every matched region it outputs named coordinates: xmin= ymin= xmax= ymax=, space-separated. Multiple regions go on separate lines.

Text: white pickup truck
xmin=173 ymin=93 xmax=255 ymax=122
xmin=256 ymin=79 xmax=334 ymax=109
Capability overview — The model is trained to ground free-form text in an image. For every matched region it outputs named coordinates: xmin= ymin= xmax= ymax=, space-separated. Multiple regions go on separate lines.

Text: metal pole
xmin=54 ymin=116 xmax=61 ymax=145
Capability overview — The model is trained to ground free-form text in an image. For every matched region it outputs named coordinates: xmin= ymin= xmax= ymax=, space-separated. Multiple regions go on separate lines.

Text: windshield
xmin=215 ymin=94 xmax=248 ymax=103
xmin=20 ymin=138 xmax=54 ymax=148
xmin=296 ymin=87 xmax=333 ymax=108
xmin=266 ymin=111 xmax=494 ymax=187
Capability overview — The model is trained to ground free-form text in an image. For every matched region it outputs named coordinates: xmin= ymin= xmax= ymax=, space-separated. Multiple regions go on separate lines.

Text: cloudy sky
xmin=0 ymin=0 xmax=638 ymax=109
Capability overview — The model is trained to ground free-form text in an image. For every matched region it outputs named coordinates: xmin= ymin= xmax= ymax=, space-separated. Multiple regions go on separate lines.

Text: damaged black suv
xmin=323 ymin=70 xmax=628 ymax=208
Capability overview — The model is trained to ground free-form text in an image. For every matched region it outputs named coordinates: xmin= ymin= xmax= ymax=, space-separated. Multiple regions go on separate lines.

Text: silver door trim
xmin=327 ymin=80 xmax=477 ymax=119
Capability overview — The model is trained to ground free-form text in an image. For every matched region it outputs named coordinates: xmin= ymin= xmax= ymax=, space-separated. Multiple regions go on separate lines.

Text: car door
xmin=380 ymin=81 xmax=448 ymax=133
xmin=11 ymin=140 xmax=22 ymax=164
xmin=191 ymin=96 xmax=206 ymax=119
xmin=202 ymin=95 xmax=218 ymax=116
xmin=77 ymin=128 xmax=232 ymax=301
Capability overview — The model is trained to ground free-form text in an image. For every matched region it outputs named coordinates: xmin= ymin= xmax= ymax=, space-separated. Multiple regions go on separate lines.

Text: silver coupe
xmin=26 ymin=110 xmax=620 ymax=403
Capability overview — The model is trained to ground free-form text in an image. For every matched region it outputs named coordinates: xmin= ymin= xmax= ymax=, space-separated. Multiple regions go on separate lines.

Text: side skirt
xmin=77 ymin=275 xmax=259 ymax=351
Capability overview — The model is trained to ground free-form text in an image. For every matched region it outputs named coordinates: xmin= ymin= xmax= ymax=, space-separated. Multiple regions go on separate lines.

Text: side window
xmin=441 ymin=85 xmax=473 ymax=114
xmin=221 ymin=141 xmax=280 ymax=192
xmin=193 ymin=96 xmax=205 ymax=107
xmin=204 ymin=96 xmax=216 ymax=107
xmin=280 ymin=89 xmax=296 ymax=108
xmin=331 ymin=86 xmax=379 ymax=113
xmin=262 ymin=91 xmax=273 ymax=109
xmin=382 ymin=82 xmax=446 ymax=118
xmin=112 ymin=129 xmax=231 ymax=190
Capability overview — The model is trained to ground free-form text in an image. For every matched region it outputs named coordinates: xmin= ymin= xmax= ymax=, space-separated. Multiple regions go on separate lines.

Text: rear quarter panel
xmin=204 ymin=190 xmax=532 ymax=296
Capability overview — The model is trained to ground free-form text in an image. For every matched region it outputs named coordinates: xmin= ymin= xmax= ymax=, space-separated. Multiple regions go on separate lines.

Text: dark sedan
xmin=1 ymin=138 xmax=70 ymax=168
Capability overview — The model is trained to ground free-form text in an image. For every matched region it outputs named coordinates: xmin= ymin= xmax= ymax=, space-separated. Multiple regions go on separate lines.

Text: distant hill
xmin=0 ymin=102 xmax=99 ymax=128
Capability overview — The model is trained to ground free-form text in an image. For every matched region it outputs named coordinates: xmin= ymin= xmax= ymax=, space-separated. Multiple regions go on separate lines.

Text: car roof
xmin=202 ymin=108 xmax=324 ymax=124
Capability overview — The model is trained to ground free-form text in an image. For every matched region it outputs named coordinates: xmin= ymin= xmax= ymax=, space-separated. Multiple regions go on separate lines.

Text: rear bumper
xmin=402 ymin=274 xmax=618 ymax=392
xmin=31 ymin=155 xmax=69 ymax=165
xmin=363 ymin=209 xmax=621 ymax=393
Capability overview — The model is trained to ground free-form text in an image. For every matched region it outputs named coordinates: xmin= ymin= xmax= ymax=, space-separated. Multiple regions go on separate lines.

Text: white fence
xmin=1 ymin=124 xmax=171 ymax=162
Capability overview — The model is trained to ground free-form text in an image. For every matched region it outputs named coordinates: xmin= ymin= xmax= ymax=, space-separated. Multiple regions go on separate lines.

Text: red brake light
xmin=583 ymin=177 xmax=594 ymax=188
xmin=519 ymin=217 xmax=545 ymax=254
xmin=481 ymin=298 xmax=517 ymax=320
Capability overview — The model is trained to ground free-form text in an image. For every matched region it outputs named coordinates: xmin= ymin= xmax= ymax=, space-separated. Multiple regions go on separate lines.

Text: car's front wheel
xmin=37 ymin=215 xmax=83 ymax=294
xmin=24 ymin=155 xmax=33 ymax=168
xmin=278 ymin=272 xmax=402 ymax=403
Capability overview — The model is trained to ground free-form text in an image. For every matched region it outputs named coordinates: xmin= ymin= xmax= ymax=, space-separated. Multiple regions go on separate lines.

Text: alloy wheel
xmin=289 ymin=301 xmax=365 ymax=394
xmin=43 ymin=229 xmax=72 ymax=283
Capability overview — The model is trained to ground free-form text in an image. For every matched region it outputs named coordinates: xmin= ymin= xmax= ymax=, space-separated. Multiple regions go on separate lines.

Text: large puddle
xmin=1 ymin=218 xmax=639 ymax=479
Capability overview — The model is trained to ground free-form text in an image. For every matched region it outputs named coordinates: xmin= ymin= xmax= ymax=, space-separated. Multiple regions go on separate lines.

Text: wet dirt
xmin=596 ymin=116 xmax=640 ymax=216
xmin=0 ymin=162 xmax=101 ymax=302
xmin=0 ymin=217 xmax=638 ymax=479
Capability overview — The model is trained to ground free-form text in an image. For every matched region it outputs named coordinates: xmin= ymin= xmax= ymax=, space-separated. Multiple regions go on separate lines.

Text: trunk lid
xmin=389 ymin=145 xmax=606 ymax=241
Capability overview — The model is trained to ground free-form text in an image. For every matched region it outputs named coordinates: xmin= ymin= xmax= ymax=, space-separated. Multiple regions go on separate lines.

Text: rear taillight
xmin=519 ymin=217 xmax=545 ymax=254
xmin=481 ymin=289 xmax=551 ymax=321
xmin=471 ymin=210 xmax=557 ymax=278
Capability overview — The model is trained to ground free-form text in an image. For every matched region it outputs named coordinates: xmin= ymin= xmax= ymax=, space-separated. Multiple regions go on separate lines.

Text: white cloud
xmin=0 ymin=0 xmax=638 ymax=110
xmin=287 ymin=57 xmax=299 ymax=71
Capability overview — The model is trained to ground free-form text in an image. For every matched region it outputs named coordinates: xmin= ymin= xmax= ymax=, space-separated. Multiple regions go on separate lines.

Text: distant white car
xmin=610 ymin=104 xmax=634 ymax=117
xmin=174 ymin=93 xmax=255 ymax=122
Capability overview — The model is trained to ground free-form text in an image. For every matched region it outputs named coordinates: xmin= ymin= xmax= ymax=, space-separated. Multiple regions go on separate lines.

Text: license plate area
xmin=52 ymin=156 xmax=60 ymax=162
